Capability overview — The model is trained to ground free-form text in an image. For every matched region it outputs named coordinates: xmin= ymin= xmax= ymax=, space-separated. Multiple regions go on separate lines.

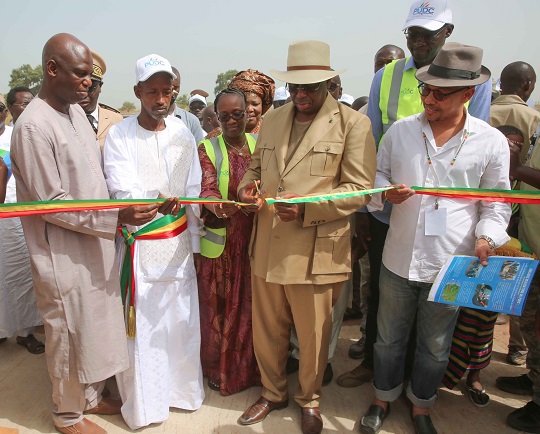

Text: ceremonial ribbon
xmin=118 ymin=208 xmax=187 ymax=338
xmin=411 ymin=186 xmax=540 ymax=204
xmin=1 ymin=186 xmax=540 ymax=220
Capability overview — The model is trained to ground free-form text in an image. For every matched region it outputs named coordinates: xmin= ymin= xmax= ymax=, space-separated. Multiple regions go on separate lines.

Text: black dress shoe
xmin=360 ymin=403 xmax=390 ymax=434
xmin=322 ymin=363 xmax=333 ymax=386
xmin=412 ymin=413 xmax=437 ymax=434
xmin=287 ymin=356 xmax=300 ymax=374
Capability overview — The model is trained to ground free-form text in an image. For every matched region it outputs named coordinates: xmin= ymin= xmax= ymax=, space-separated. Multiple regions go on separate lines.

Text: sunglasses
xmin=88 ymin=79 xmax=102 ymax=95
xmin=0 ymin=104 xmax=6 ymax=113
xmin=404 ymin=26 xmax=446 ymax=42
xmin=418 ymin=83 xmax=470 ymax=101
xmin=287 ymin=82 xmax=323 ymax=93
xmin=217 ymin=111 xmax=245 ymax=123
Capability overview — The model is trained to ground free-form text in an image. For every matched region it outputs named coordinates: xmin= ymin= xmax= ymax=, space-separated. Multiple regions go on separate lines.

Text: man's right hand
xmin=238 ymin=180 xmax=264 ymax=212
xmin=118 ymin=204 xmax=159 ymax=226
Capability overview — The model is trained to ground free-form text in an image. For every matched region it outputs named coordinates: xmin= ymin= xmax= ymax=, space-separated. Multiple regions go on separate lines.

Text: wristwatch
xmin=477 ymin=235 xmax=496 ymax=250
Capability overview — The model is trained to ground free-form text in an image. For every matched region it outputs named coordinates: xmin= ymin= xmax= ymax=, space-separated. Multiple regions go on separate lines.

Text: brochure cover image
xmin=428 ymin=255 xmax=539 ymax=315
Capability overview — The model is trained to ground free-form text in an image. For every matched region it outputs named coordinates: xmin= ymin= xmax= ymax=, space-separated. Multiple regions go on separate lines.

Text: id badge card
xmin=425 ymin=207 xmax=447 ymax=236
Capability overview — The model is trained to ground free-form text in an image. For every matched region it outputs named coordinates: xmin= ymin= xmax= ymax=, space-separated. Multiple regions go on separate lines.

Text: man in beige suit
xmin=79 ymin=50 xmax=123 ymax=150
xmin=237 ymin=40 xmax=376 ymax=434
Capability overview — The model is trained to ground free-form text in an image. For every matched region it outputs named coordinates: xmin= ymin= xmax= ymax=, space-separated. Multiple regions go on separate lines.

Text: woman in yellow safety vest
xmin=196 ymin=88 xmax=261 ymax=395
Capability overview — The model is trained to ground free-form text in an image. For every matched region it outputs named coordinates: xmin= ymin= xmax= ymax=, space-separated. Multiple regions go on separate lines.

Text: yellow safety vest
xmin=379 ymin=57 xmax=469 ymax=144
xmin=200 ymin=133 xmax=257 ymax=258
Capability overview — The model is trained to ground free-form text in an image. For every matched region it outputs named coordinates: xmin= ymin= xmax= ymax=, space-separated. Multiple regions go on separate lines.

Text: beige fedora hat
xmin=270 ymin=40 xmax=346 ymax=85
xmin=416 ymin=42 xmax=491 ymax=87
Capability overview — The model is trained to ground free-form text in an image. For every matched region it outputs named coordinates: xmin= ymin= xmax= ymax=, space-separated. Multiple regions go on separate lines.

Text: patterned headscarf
xmin=228 ymin=69 xmax=275 ymax=115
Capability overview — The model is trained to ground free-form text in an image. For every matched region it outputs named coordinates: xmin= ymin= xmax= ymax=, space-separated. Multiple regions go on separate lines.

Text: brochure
xmin=428 ymin=255 xmax=539 ymax=315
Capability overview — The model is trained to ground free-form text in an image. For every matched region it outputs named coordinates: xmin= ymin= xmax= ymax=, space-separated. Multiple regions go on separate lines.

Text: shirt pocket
xmin=259 ymin=143 xmax=275 ymax=171
xmin=312 ymin=218 xmax=351 ymax=274
xmin=310 ymin=142 xmax=343 ymax=177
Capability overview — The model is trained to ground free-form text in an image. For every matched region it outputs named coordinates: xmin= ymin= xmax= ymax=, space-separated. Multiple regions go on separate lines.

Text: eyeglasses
xmin=12 ymin=100 xmax=31 ymax=109
xmin=88 ymin=79 xmax=102 ymax=95
xmin=217 ymin=111 xmax=245 ymax=123
xmin=0 ymin=104 xmax=6 ymax=113
xmin=418 ymin=83 xmax=469 ymax=101
xmin=328 ymin=82 xmax=341 ymax=92
xmin=404 ymin=26 xmax=446 ymax=42
xmin=287 ymin=82 xmax=323 ymax=93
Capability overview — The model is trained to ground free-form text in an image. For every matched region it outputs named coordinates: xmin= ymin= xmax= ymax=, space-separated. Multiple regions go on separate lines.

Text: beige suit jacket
xmin=239 ymin=94 xmax=376 ymax=285
xmin=97 ymin=104 xmax=124 ymax=150
xmin=490 ymin=94 xmax=540 ymax=163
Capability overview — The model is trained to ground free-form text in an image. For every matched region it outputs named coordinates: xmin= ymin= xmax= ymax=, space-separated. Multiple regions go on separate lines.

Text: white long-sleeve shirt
xmin=368 ymin=111 xmax=511 ymax=282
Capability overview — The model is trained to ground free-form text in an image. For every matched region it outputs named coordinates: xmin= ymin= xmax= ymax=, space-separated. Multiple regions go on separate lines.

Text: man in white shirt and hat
xmin=360 ymin=42 xmax=510 ymax=434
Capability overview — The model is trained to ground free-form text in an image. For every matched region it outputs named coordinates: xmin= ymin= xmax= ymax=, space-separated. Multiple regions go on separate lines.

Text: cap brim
xmin=416 ymin=65 xmax=491 ymax=87
xmin=138 ymin=70 xmax=176 ymax=83
xmin=403 ymin=19 xmax=446 ymax=31
xmin=270 ymin=68 xmax=346 ymax=84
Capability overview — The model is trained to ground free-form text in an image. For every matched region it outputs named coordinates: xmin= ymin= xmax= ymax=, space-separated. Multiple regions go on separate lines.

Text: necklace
xmin=223 ymin=137 xmax=247 ymax=156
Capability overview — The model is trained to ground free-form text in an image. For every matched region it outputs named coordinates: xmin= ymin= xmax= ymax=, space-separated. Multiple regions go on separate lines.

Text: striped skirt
xmin=442 ymin=307 xmax=498 ymax=389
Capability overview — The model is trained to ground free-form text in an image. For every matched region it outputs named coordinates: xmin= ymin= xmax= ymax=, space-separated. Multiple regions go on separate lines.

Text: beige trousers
xmin=252 ymin=274 xmax=340 ymax=407
xmin=50 ymin=335 xmax=106 ymax=427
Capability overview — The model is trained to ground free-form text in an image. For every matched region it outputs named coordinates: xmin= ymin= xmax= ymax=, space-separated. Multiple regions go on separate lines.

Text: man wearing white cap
xmin=188 ymin=91 xmax=207 ymax=124
xmin=360 ymin=43 xmax=510 ymax=434
xmin=273 ymin=85 xmax=290 ymax=108
xmin=237 ymin=40 xmax=376 ymax=434
xmin=103 ymin=53 xmax=204 ymax=429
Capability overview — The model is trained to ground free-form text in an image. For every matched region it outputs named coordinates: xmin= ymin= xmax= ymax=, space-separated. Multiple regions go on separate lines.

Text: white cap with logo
xmin=135 ymin=54 xmax=176 ymax=84
xmin=403 ymin=0 xmax=453 ymax=31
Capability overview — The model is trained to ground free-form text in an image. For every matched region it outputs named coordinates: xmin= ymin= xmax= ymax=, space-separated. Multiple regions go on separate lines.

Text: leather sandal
xmin=16 ymin=334 xmax=45 ymax=354
xmin=360 ymin=403 xmax=390 ymax=434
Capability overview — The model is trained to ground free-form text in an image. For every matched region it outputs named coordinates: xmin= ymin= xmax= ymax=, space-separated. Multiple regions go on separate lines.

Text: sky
xmin=1 ymin=0 xmax=539 ymax=109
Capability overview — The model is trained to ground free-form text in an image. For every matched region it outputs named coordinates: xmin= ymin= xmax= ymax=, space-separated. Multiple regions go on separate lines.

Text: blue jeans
xmin=373 ymin=265 xmax=459 ymax=408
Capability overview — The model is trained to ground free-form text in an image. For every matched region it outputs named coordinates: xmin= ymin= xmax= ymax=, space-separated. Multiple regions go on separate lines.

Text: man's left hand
xmin=158 ymin=196 xmax=181 ymax=216
xmin=274 ymin=193 xmax=305 ymax=222
xmin=475 ymin=238 xmax=493 ymax=266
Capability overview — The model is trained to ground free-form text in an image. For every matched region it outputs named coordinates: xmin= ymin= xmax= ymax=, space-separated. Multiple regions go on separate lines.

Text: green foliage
xmin=214 ymin=69 xmax=238 ymax=96
xmin=119 ymin=101 xmax=137 ymax=113
xmin=9 ymin=64 xmax=43 ymax=93
xmin=442 ymin=283 xmax=459 ymax=302
xmin=175 ymin=93 xmax=189 ymax=110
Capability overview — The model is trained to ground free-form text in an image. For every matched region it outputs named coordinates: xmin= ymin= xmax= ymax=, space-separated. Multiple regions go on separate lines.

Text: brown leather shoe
xmin=55 ymin=417 xmax=107 ymax=434
xmin=84 ymin=397 xmax=122 ymax=415
xmin=301 ymin=407 xmax=323 ymax=434
xmin=237 ymin=396 xmax=289 ymax=425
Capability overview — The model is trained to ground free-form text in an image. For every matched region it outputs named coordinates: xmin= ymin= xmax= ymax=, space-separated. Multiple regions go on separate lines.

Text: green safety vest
xmin=200 ymin=133 xmax=257 ymax=258
xmin=379 ymin=57 xmax=469 ymax=144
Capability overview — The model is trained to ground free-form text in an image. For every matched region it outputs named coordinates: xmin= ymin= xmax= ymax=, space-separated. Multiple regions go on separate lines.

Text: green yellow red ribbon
xmin=0 ymin=186 xmax=540 ymax=221
xmin=411 ymin=186 xmax=540 ymax=204
xmin=119 ymin=208 xmax=188 ymax=338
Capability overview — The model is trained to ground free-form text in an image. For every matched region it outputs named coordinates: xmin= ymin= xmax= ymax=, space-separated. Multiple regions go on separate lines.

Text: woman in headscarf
xmin=197 ymin=88 xmax=260 ymax=395
xmin=228 ymin=69 xmax=275 ymax=134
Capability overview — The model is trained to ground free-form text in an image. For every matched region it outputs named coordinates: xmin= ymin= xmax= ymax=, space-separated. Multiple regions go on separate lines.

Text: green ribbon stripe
xmin=266 ymin=187 xmax=392 ymax=205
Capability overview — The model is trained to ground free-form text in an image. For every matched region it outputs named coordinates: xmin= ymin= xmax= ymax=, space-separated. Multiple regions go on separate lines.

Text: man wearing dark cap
xmin=360 ymin=43 xmax=510 ymax=434
xmin=79 ymin=49 xmax=123 ymax=150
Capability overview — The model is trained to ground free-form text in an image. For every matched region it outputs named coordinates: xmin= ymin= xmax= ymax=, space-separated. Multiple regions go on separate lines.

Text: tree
xmin=214 ymin=69 xmax=238 ymax=96
xmin=119 ymin=101 xmax=137 ymax=113
xmin=9 ymin=64 xmax=43 ymax=94
xmin=175 ymin=93 xmax=189 ymax=110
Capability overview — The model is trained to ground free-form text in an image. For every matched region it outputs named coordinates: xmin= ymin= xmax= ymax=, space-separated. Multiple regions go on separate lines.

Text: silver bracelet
xmin=477 ymin=235 xmax=496 ymax=250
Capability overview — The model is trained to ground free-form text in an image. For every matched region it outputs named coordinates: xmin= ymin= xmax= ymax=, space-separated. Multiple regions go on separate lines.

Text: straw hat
xmin=415 ymin=42 xmax=491 ymax=87
xmin=270 ymin=40 xmax=345 ymax=85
